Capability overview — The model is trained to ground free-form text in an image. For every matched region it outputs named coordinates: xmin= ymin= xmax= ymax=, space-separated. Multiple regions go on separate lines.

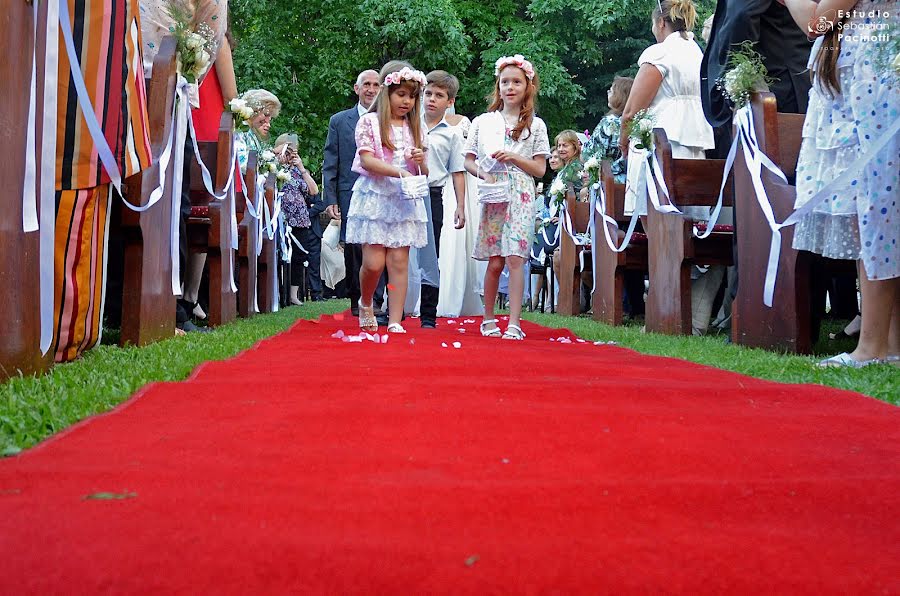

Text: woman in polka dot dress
xmin=785 ymin=0 xmax=899 ymax=367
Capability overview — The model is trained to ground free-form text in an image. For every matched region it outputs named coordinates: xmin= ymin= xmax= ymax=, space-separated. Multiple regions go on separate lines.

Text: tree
xmin=230 ymin=0 xmax=715 ymax=176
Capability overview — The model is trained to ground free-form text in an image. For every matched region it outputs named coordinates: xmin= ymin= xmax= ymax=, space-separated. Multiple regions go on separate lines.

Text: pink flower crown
xmin=383 ymin=67 xmax=428 ymax=87
xmin=494 ymin=54 xmax=536 ymax=80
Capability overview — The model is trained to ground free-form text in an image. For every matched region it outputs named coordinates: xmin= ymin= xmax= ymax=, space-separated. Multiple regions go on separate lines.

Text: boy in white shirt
xmin=418 ymin=70 xmax=467 ymax=328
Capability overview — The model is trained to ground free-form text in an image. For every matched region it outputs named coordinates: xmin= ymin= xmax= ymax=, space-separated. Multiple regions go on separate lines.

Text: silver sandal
xmin=502 ymin=324 xmax=526 ymax=340
xmin=480 ymin=319 xmax=501 ymax=337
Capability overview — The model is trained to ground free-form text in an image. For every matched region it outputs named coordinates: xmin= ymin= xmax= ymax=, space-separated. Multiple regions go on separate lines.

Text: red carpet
xmin=1 ymin=312 xmax=898 ymax=593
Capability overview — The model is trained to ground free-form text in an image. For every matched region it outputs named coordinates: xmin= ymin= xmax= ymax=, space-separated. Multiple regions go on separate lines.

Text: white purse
xmin=476 ymin=156 xmax=509 ymax=204
xmin=400 ymin=164 xmax=429 ymax=201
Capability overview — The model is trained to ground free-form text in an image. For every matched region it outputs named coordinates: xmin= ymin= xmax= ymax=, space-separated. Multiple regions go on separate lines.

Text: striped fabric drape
xmin=52 ymin=0 xmax=153 ymax=361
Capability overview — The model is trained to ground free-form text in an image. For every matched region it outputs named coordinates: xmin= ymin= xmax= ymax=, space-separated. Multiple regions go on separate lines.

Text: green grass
xmin=1 ymin=300 xmax=897 ymax=456
xmin=0 ymin=300 xmax=347 ymax=456
xmin=521 ymin=310 xmax=899 ymax=405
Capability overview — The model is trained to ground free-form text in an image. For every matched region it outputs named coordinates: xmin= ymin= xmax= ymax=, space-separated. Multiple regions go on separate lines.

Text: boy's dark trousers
xmin=420 ymin=185 xmax=445 ymax=326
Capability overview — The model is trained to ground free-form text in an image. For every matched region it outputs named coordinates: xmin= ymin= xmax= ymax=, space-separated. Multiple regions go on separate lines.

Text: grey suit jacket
xmin=322 ymin=106 xmax=362 ymax=241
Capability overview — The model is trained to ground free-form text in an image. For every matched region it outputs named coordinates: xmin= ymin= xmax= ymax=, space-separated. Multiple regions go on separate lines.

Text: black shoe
xmin=421 ymin=320 xmax=436 ymax=329
xmin=311 ymin=296 xmax=326 ymax=302
xmin=179 ymin=320 xmax=212 ymax=334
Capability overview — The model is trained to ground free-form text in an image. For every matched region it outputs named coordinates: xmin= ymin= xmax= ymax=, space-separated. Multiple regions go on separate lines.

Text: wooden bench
xmin=0 ymin=3 xmax=49 ymax=380
xmin=187 ymin=112 xmax=237 ymax=327
xmin=592 ymin=161 xmax=648 ymax=326
xmin=645 ymin=129 xmax=734 ymax=335
xmin=257 ymin=172 xmax=279 ymax=313
xmin=116 ymin=37 xmax=178 ymax=346
xmin=556 ymin=195 xmax=593 ymax=317
xmin=731 ymin=92 xmax=813 ymax=353
xmin=236 ymin=151 xmax=260 ymax=318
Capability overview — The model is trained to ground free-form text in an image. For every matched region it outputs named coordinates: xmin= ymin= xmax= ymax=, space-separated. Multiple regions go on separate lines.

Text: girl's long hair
xmin=370 ymin=60 xmax=425 ymax=152
xmin=486 ymin=65 xmax=539 ymax=141
xmin=812 ymin=21 xmax=845 ymax=98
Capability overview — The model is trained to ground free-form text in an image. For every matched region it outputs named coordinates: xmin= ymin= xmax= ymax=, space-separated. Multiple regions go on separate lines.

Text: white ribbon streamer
xmin=737 ymin=103 xmax=900 ymax=306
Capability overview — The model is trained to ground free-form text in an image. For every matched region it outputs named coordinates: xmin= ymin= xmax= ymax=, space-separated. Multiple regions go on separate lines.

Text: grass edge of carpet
xmin=0 ymin=301 xmax=347 ymax=455
xmin=521 ymin=311 xmax=898 ymax=406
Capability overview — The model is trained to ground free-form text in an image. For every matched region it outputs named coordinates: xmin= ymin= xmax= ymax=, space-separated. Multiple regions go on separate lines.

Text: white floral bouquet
xmin=623 ymin=109 xmax=655 ymax=152
xmin=716 ymin=41 xmax=772 ymax=110
xmin=275 ymin=167 xmax=292 ymax=190
xmin=166 ymin=0 xmax=216 ymax=83
xmin=583 ymin=155 xmax=601 ymax=187
xmin=226 ymin=97 xmax=255 ymax=132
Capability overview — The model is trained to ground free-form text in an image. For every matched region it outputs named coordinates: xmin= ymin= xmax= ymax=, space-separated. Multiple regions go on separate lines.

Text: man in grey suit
xmin=323 ymin=69 xmax=384 ymax=316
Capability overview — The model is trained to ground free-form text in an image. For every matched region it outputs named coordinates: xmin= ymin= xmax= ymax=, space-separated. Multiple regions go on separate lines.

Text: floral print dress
xmin=465 ymin=112 xmax=551 ymax=260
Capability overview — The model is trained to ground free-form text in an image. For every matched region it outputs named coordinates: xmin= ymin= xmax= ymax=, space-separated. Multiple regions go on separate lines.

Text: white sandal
xmin=387 ymin=323 xmax=407 ymax=334
xmin=816 ymin=352 xmax=883 ymax=368
xmin=502 ymin=324 xmax=526 ymax=340
xmin=480 ymin=319 xmax=501 ymax=337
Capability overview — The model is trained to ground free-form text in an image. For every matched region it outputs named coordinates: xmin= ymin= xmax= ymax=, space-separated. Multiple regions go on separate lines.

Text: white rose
xmin=269 ymin=162 xmax=278 ymax=173
xmin=240 ymin=106 xmax=255 ymax=120
xmin=638 ymin=118 xmax=653 ymax=134
xmin=585 ymin=157 xmax=599 ymax=171
xmin=229 ymin=98 xmax=247 ymax=112
xmin=549 ymin=179 xmax=565 ymax=196
xmin=261 ymin=150 xmax=276 ymax=162
xmin=893 ymin=52 xmax=900 ymax=75
xmin=277 ymin=170 xmax=291 ymax=182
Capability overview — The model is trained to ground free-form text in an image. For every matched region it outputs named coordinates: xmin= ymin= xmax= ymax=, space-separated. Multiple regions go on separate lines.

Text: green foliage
xmin=229 ymin=0 xmax=716 ymax=179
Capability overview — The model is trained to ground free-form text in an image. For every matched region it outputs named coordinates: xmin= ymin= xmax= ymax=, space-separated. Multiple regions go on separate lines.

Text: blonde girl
xmin=345 ymin=60 xmax=430 ymax=333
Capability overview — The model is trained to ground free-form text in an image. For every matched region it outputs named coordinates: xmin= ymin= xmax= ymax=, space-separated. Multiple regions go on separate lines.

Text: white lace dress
xmin=345 ymin=120 xmax=428 ymax=249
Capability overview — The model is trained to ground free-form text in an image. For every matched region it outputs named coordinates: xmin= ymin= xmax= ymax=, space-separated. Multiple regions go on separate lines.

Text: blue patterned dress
xmin=792 ymin=1 xmax=899 ymax=280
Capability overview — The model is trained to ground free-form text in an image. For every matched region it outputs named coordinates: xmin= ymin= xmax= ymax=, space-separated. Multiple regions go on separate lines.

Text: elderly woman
xmin=620 ymin=0 xmax=721 ymax=335
xmin=235 ymin=89 xmax=281 ymax=173
xmin=273 ymin=133 xmax=323 ymax=305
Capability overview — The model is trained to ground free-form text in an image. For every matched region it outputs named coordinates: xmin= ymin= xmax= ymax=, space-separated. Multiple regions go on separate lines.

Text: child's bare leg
xmin=385 ymin=247 xmax=410 ymax=326
xmin=506 ymin=255 xmax=526 ymax=328
xmin=482 ymin=256 xmax=505 ymax=330
xmin=359 ymin=244 xmax=386 ymax=307
xmin=852 ymin=261 xmax=898 ymax=361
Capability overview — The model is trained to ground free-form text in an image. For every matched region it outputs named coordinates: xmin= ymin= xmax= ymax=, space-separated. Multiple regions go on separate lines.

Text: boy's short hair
xmin=426 ymin=70 xmax=460 ymax=100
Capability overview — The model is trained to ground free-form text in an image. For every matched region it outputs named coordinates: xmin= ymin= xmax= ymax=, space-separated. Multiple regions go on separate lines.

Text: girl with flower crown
xmin=345 ymin=60 xmax=430 ymax=333
xmin=464 ymin=55 xmax=551 ymax=340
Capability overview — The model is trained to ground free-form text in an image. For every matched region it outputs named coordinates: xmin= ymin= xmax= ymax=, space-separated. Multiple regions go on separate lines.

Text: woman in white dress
xmin=437 ymin=111 xmax=485 ymax=316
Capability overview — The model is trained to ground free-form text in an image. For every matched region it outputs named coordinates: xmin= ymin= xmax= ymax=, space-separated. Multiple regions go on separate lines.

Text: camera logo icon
xmin=808 ymin=14 xmax=835 ymax=35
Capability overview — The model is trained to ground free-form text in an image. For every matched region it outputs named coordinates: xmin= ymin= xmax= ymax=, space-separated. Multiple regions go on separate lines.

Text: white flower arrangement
xmin=583 ymin=156 xmax=601 ymax=186
xmin=165 ymin=1 xmax=217 ymax=84
xmin=275 ymin=167 xmax=292 ymax=190
xmin=624 ymin=109 xmax=655 ymax=151
xmin=715 ymin=41 xmax=772 ymax=110
xmin=894 ymin=51 xmax=900 ymax=75
xmin=227 ymin=97 xmax=255 ymax=132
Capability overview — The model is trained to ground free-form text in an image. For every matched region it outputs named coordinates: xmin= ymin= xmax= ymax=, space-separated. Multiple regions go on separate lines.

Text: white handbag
xmin=400 ymin=164 xmax=429 ymax=201
xmin=476 ymin=156 xmax=509 ymax=204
